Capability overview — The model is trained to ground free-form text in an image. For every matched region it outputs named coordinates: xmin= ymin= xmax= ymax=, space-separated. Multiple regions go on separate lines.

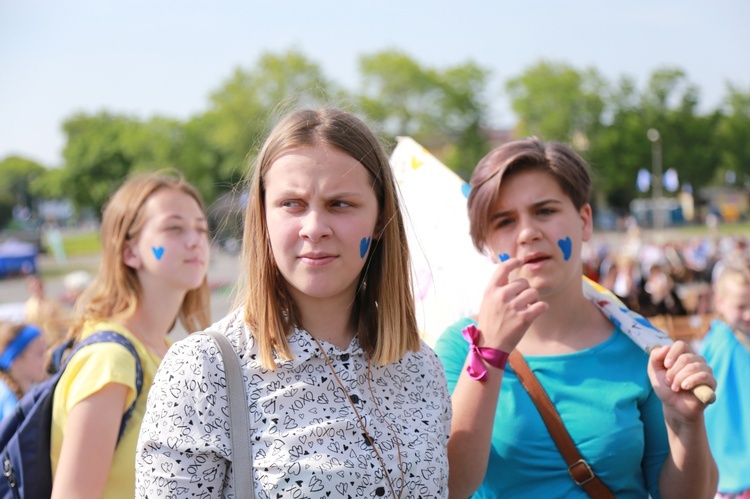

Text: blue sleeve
xmin=434 ymin=317 xmax=475 ymax=394
xmin=640 ymin=379 xmax=669 ymax=498
xmin=0 ymin=383 xmax=18 ymax=422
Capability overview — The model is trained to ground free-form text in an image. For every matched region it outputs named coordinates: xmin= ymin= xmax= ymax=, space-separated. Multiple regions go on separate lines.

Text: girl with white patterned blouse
xmin=136 ymin=108 xmax=452 ymax=498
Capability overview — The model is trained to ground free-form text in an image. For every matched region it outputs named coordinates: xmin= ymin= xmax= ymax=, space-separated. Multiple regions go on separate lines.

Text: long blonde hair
xmin=239 ymin=108 xmax=419 ymax=370
xmin=68 ymin=171 xmax=211 ymax=340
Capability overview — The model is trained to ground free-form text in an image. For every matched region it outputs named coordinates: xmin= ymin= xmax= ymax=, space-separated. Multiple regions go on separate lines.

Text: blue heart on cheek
xmin=557 ymin=237 xmax=572 ymax=261
xmin=498 ymin=253 xmax=510 ymax=262
xmin=359 ymin=237 xmax=371 ymax=259
xmin=152 ymin=246 xmax=165 ymax=261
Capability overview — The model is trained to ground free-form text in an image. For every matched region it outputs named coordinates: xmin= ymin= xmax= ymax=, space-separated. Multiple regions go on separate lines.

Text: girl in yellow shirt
xmin=50 ymin=171 xmax=211 ymax=499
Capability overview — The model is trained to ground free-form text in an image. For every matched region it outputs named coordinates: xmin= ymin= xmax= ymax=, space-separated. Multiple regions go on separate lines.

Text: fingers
xmin=649 ymin=343 xmax=716 ymax=394
xmin=477 ymin=258 xmax=547 ymax=352
xmin=487 ymin=257 xmax=522 ymax=288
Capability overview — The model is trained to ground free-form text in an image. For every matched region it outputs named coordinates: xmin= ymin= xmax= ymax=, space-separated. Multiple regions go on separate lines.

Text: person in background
xmin=24 ymin=274 xmax=65 ymax=345
xmin=638 ymin=263 xmax=688 ymax=317
xmin=60 ymin=270 xmax=94 ymax=308
xmin=50 ymin=171 xmax=211 ymax=499
xmin=435 ymin=137 xmax=717 ymax=498
xmin=136 ymin=108 xmax=451 ymax=497
xmin=0 ymin=322 xmax=47 ymax=421
xmin=700 ymin=264 xmax=750 ymax=498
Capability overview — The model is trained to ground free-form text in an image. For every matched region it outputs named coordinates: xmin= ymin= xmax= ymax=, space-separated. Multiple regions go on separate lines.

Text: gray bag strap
xmin=204 ymin=330 xmax=254 ymax=498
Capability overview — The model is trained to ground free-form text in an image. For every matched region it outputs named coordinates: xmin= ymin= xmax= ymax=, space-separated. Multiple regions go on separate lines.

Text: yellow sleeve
xmin=57 ymin=343 xmax=138 ymax=414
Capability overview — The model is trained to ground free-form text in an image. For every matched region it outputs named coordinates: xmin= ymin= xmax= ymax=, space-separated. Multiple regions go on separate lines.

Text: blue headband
xmin=0 ymin=325 xmax=42 ymax=370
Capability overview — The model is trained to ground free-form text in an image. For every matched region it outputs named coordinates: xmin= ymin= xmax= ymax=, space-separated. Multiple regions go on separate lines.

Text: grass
xmin=44 ymin=231 xmax=102 ymax=256
xmin=598 ymin=220 xmax=750 ymax=242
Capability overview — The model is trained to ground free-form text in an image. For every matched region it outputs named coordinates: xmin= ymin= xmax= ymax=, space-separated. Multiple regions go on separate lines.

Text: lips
xmin=522 ymin=253 xmax=550 ymax=265
xmin=299 ymin=253 xmax=337 ymax=266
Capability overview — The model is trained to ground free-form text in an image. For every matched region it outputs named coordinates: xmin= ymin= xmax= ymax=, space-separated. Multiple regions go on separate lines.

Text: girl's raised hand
xmin=647 ymin=341 xmax=717 ymax=422
xmin=477 ymin=258 xmax=548 ymax=353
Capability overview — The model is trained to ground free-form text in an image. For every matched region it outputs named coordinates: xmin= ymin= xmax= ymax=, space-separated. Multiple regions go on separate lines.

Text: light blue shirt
xmin=435 ymin=317 xmax=668 ymax=498
xmin=700 ymin=320 xmax=750 ymax=493
xmin=0 ymin=379 xmax=19 ymax=423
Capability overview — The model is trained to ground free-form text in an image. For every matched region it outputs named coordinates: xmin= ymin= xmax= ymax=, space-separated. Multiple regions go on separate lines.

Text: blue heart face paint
xmin=498 ymin=253 xmax=510 ymax=262
xmin=359 ymin=237 xmax=371 ymax=259
xmin=461 ymin=183 xmax=471 ymax=199
xmin=152 ymin=246 xmax=165 ymax=260
xmin=557 ymin=237 xmax=572 ymax=261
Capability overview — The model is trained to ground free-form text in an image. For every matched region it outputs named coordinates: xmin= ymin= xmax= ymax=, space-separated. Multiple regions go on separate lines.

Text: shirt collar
xmin=283 ymin=327 xmax=365 ymax=368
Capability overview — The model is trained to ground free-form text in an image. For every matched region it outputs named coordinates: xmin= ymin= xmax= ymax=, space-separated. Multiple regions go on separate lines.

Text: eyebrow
xmin=161 ymin=214 xmax=207 ymax=222
xmin=489 ymin=198 xmax=564 ymax=221
xmin=270 ymin=189 xmax=366 ymax=200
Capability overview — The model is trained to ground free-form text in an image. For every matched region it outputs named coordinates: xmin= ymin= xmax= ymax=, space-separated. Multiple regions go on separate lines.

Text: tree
xmin=60 ymin=112 xmax=137 ymax=214
xmin=358 ymin=49 xmax=491 ymax=178
xmin=716 ymin=84 xmax=750 ymax=186
xmin=639 ymin=68 xmax=720 ymax=192
xmin=200 ymin=49 xmax=339 ymax=186
xmin=505 ymin=61 xmax=606 ymax=143
xmin=0 ymin=156 xmax=46 ymax=228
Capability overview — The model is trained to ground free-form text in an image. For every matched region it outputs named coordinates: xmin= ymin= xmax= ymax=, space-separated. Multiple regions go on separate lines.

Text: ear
xmin=580 ymin=203 xmax=593 ymax=243
xmin=123 ymin=241 xmax=141 ymax=270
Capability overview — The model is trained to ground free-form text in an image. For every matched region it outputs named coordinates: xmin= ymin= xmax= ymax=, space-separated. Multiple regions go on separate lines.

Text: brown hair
xmin=238 ymin=108 xmax=419 ymax=370
xmin=68 ymin=171 xmax=211 ymax=340
xmin=467 ymin=137 xmax=591 ymax=254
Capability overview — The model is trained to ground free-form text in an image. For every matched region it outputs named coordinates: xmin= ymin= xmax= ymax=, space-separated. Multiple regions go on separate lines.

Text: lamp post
xmin=647 ymin=128 xmax=663 ymax=230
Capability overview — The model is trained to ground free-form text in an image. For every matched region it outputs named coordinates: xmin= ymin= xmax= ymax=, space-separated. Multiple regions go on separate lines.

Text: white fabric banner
xmin=390 ymin=137 xmax=494 ymax=346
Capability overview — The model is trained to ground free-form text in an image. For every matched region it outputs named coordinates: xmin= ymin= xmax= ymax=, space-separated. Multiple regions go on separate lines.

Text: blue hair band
xmin=0 ymin=325 xmax=42 ymax=370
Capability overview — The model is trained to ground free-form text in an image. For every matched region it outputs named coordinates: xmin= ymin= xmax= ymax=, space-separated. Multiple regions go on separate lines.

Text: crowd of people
xmin=0 ymin=106 xmax=747 ymax=498
xmin=583 ymin=229 xmax=750 ymax=319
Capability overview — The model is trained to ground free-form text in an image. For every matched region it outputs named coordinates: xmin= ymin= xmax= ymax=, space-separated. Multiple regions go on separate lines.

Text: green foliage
xmin=55 ymin=49 xmax=339 ymax=216
xmin=506 ymin=63 xmax=744 ymax=211
xmin=202 ymin=48 xmax=339 ymax=187
xmin=506 ymin=61 xmax=606 ymax=143
xmin=43 ymin=230 xmax=101 ymax=256
xmin=0 ymin=156 xmax=46 ymax=228
xmin=358 ymin=49 xmax=491 ymax=178
xmin=61 ymin=112 xmax=139 ymax=215
xmin=715 ymin=84 xmax=750 ymax=186
xmin=36 ymin=49 xmax=750 ymax=217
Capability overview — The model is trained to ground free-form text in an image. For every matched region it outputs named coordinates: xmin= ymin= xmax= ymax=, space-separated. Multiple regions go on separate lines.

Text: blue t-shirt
xmin=700 ymin=320 xmax=750 ymax=493
xmin=0 ymin=379 xmax=19 ymax=423
xmin=435 ymin=317 xmax=669 ymax=498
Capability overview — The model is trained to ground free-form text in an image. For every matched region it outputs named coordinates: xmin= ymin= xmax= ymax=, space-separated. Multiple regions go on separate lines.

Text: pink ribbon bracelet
xmin=462 ymin=324 xmax=509 ymax=381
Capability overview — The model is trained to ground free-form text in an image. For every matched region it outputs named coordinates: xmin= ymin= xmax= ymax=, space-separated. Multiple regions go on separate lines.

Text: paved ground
xmin=0 ymin=247 xmax=240 ymax=340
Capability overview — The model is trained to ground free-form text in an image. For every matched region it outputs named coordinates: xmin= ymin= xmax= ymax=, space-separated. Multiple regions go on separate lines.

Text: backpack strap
xmin=64 ymin=331 xmax=144 ymax=443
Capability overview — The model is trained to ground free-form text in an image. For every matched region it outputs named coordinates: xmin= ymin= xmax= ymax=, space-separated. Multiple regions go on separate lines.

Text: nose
xmin=299 ymin=209 xmax=332 ymax=242
xmin=185 ymin=227 xmax=208 ymax=248
xmin=517 ymin=215 xmax=541 ymax=245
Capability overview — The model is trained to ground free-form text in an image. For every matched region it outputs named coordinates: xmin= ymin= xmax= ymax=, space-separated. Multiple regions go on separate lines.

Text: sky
xmin=1 ymin=0 xmax=748 ymax=167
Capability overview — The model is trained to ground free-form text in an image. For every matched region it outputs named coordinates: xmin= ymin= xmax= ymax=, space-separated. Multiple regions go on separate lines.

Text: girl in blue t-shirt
xmin=701 ymin=264 xmax=750 ymax=497
xmin=435 ymin=137 xmax=718 ymax=498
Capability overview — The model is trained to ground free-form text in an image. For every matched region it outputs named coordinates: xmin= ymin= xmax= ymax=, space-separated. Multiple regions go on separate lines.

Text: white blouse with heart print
xmin=135 ymin=309 xmax=452 ymax=498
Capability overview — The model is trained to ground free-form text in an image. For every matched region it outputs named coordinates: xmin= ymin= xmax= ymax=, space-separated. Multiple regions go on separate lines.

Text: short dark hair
xmin=467 ymin=137 xmax=591 ymax=254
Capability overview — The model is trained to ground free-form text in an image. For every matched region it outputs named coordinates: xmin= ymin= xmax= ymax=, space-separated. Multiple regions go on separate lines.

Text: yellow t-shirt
xmin=50 ymin=321 xmax=169 ymax=499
